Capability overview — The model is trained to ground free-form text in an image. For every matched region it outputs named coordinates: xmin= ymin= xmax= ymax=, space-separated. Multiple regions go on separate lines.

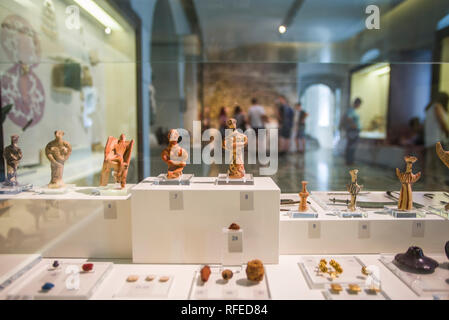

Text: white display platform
xmin=2 ymin=258 xmax=111 ymax=300
xmin=0 ymin=187 xmax=133 ymax=259
xmin=0 ymin=254 xmax=42 ymax=291
xmin=280 ymin=192 xmax=449 ymax=255
xmin=131 ymin=177 xmax=280 ymax=264
xmin=380 ymin=254 xmax=449 ymax=297
xmin=189 ymin=266 xmax=270 ymax=300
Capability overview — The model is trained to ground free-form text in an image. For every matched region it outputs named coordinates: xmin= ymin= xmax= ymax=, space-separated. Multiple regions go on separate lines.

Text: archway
xmin=300 ymin=84 xmax=335 ymax=149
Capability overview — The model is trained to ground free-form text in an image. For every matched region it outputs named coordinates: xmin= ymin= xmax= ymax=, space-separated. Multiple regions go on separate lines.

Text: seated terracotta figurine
xmin=161 ymin=129 xmax=188 ymax=179
xmin=100 ymin=134 xmax=134 ymax=189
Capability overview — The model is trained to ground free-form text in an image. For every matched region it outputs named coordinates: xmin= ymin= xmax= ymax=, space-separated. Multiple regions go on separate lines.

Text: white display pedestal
xmin=0 ymin=186 xmax=133 ymax=259
xmin=131 ymin=177 xmax=280 ymax=264
xmin=280 ymin=192 xmax=449 ymax=255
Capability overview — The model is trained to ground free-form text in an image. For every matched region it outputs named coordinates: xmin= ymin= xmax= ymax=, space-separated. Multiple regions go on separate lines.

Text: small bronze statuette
xmin=161 ymin=129 xmax=188 ymax=179
xmin=346 ymin=169 xmax=362 ymax=212
xmin=3 ymin=135 xmax=22 ymax=186
xmin=222 ymin=118 xmax=248 ymax=179
xmin=298 ymin=181 xmax=309 ymax=212
xmin=45 ymin=130 xmax=72 ymax=189
xmin=396 ymin=156 xmax=421 ymax=211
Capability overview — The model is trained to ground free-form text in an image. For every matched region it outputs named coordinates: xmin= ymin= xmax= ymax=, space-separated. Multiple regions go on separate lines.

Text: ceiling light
xmin=278 ymin=25 xmax=287 ymax=34
xmin=105 ymin=27 xmax=111 ymax=34
xmin=74 ymin=0 xmax=122 ymax=31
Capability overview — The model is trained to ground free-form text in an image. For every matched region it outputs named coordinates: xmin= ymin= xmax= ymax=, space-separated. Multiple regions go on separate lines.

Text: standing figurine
xmin=100 ymin=134 xmax=134 ymax=189
xmin=222 ymin=118 xmax=248 ymax=179
xmin=45 ymin=130 xmax=72 ymax=189
xmin=3 ymin=135 xmax=22 ymax=186
xmin=436 ymin=142 xmax=449 ymax=210
xmin=298 ymin=181 xmax=309 ymax=212
xmin=396 ymin=156 xmax=421 ymax=211
xmin=346 ymin=169 xmax=362 ymax=211
xmin=161 ymin=129 xmax=188 ymax=179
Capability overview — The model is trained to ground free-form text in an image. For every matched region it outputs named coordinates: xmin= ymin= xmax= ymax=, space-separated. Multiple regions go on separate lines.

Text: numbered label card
xmin=228 ymin=230 xmax=243 ymax=253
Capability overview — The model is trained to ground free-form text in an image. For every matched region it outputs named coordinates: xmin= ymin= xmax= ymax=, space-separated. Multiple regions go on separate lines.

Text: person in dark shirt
xmin=294 ymin=102 xmax=308 ymax=153
xmin=277 ymin=95 xmax=294 ymax=155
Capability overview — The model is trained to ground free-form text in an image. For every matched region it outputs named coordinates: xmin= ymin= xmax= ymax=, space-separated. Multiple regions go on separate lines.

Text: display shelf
xmin=189 ymin=266 xmax=270 ymax=300
xmin=113 ymin=274 xmax=174 ymax=298
xmin=379 ymin=254 xmax=449 ymax=297
xmin=0 ymin=254 xmax=42 ymax=291
xmin=280 ymin=192 xmax=449 ymax=255
xmin=298 ymin=255 xmax=366 ymax=289
xmin=132 ymin=177 xmax=280 ymax=264
xmin=5 ymin=260 xmax=112 ymax=300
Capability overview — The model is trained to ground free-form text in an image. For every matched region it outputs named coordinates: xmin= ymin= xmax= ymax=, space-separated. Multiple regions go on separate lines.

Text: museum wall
xmin=0 ymin=0 xmax=137 ymax=185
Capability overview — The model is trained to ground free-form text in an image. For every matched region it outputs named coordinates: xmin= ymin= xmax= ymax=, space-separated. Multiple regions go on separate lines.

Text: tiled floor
xmin=150 ymin=146 xmax=449 ymax=193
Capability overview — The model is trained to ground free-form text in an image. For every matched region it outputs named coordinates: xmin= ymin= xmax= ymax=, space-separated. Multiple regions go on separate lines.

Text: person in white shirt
xmin=424 ymin=92 xmax=449 ymax=182
xmin=248 ymin=98 xmax=266 ymax=137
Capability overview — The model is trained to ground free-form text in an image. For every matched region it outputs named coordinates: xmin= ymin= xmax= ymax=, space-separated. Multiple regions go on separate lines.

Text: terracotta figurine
xmin=100 ymin=134 xmax=134 ymax=189
xmin=45 ymin=130 xmax=72 ymax=188
xmin=161 ymin=129 xmax=188 ymax=179
xmin=396 ymin=156 xmax=421 ymax=211
xmin=3 ymin=135 xmax=23 ymax=186
xmin=346 ymin=169 xmax=362 ymax=211
xmin=298 ymin=181 xmax=309 ymax=212
xmin=436 ymin=142 xmax=449 ymax=210
xmin=222 ymin=118 xmax=248 ymax=179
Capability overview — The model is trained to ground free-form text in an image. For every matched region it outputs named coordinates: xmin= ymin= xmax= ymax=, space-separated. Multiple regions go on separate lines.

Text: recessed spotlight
xmin=278 ymin=25 xmax=286 ymax=34
xmin=105 ymin=27 xmax=111 ymax=34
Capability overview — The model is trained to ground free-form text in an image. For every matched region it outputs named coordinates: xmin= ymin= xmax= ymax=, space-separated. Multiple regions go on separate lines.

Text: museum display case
xmin=0 ymin=0 xmax=448 ymax=302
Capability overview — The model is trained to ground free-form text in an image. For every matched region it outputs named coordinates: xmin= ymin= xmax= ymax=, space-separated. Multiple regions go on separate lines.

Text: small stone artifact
xmin=52 ymin=260 xmax=59 ymax=268
xmin=298 ymin=181 xmax=309 ymax=212
xmin=222 ymin=118 xmax=248 ymax=179
xmin=45 ymin=130 xmax=72 ymax=188
xmin=346 ymin=169 xmax=362 ymax=212
xmin=41 ymin=282 xmax=54 ymax=291
xmin=159 ymin=276 xmax=170 ymax=282
xmin=246 ymin=259 xmax=264 ymax=282
xmin=228 ymin=223 xmax=240 ymax=230
xmin=145 ymin=275 xmax=156 ymax=282
xmin=126 ymin=275 xmax=139 ymax=282
xmin=100 ymin=134 xmax=134 ymax=189
xmin=200 ymin=265 xmax=211 ymax=282
xmin=222 ymin=269 xmax=233 ymax=281
xmin=330 ymin=283 xmax=343 ymax=293
xmin=445 ymin=241 xmax=449 ymax=260
xmin=161 ymin=129 xmax=188 ymax=179
xmin=82 ymin=263 xmax=93 ymax=272
xmin=394 ymin=246 xmax=439 ymax=273
xmin=3 ymin=135 xmax=22 ymax=186
xmin=396 ymin=156 xmax=421 ymax=211
xmin=348 ymin=284 xmax=361 ymax=294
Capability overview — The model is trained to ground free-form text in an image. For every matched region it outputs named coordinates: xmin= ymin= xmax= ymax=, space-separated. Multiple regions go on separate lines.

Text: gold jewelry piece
xmin=361 ymin=266 xmax=370 ymax=276
xmin=330 ymin=283 xmax=343 ymax=293
xmin=348 ymin=284 xmax=361 ymax=293
xmin=159 ymin=276 xmax=170 ymax=282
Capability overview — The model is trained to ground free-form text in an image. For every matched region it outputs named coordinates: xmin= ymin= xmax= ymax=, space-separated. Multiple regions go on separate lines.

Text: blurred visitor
xmin=218 ymin=106 xmax=229 ymax=137
xmin=277 ymin=96 xmax=294 ymax=156
xmin=424 ymin=92 xmax=449 ymax=180
xmin=199 ymin=106 xmax=211 ymax=133
xmin=293 ymin=102 xmax=308 ymax=153
xmin=341 ymin=97 xmax=362 ymax=165
xmin=399 ymin=117 xmax=424 ymax=146
xmin=248 ymin=97 xmax=266 ymax=137
xmin=233 ymin=106 xmax=247 ymax=131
